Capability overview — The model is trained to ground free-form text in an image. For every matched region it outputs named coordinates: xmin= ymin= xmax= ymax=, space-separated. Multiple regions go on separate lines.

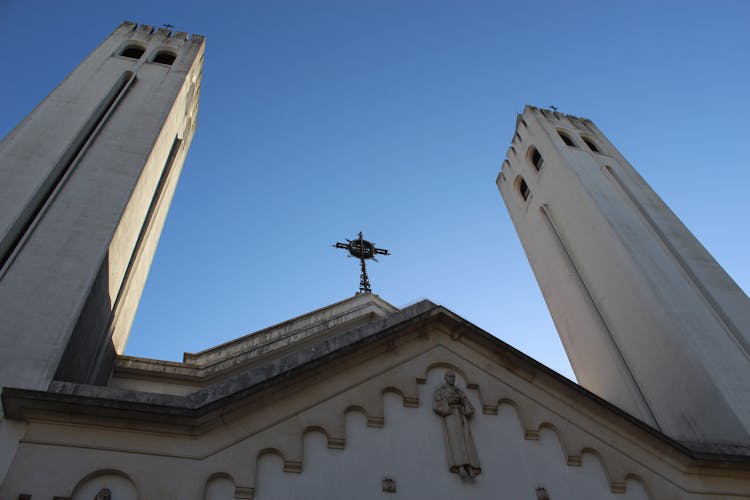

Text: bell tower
xmin=497 ymin=105 xmax=750 ymax=447
xmin=0 ymin=22 xmax=205 ymax=391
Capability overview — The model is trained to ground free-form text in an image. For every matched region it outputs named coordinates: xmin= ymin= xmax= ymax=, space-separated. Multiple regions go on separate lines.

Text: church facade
xmin=0 ymin=23 xmax=749 ymax=499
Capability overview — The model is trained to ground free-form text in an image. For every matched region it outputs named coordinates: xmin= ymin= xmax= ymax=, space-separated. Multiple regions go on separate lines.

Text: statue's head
xmin=444 ymin=371 xmax=456 ymax=386
xmin=95 ymin=488 xmax=112 ymax=500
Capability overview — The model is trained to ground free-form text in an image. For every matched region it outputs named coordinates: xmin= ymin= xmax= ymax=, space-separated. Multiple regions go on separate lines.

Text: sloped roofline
xmin=3 ymin=299 xmax=750 ymax=465
xmin=181 ymin=293 xmax=398 ymax=363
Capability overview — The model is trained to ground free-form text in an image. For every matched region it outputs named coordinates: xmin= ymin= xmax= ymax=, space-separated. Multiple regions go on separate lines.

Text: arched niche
xmin=70 ymin=470 xmax=137 ymax=500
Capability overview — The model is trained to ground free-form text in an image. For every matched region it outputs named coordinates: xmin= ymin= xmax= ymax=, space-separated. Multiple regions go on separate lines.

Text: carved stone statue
xmin=94 ymin=488 xmax=112 ymax=500
xmin=432 ymin=371 xmax=481 ymax=478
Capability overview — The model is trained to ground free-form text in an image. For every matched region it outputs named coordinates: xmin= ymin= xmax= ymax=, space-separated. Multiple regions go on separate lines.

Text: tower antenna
xmin=333 ymin=231 xmax=390 ymax=294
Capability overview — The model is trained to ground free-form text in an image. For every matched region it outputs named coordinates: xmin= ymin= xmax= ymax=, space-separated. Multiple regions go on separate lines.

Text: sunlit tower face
xmin=497 ymin=105 xmax=750 ymax=445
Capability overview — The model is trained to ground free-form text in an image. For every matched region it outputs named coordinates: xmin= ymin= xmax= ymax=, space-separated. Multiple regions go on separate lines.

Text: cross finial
xmin=333 ymin=232 xmax=390 ymax=294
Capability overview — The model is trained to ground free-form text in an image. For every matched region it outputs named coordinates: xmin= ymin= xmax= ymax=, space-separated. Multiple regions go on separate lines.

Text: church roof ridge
xmin=180 ymin=293 xmax=398 ymax=366
xmin=2 ymin=299 xmax=439 ymax=421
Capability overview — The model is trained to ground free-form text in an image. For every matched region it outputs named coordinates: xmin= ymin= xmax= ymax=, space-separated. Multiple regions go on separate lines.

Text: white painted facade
xmin=497 ymin=106 xmax=750 ymax=446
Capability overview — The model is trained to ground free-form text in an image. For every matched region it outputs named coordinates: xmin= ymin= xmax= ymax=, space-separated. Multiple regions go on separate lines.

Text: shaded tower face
xmin=0 ymin=22 xmax=204 ymax=389
xmin=497 ymin=106 xmax=750 ymax=446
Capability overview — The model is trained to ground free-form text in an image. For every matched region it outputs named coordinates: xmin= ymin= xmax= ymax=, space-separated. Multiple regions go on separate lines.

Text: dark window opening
xmin=558 ymin=131 xmax=576 ymax=147
xmin=121 ymin=46 xmax=145 ymax=59
xmin=153 ymin=51 xmax=176 ymax=65
xmin=530 ymin=148 xmax=543 ymax=171
xmin=519 ymin=179 xmax=530 ymax=201
xmin=583 ymin=137 xmax=600 ymax=153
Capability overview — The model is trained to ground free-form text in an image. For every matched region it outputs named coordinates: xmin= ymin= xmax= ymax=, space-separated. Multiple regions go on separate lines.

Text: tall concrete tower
xmin=0 ymin=22 xmax=205 ymax=393
xmin=497 ymin=105 xmax=750 ymax=447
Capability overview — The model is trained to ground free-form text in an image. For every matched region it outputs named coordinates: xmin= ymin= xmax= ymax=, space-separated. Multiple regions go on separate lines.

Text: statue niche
xmin=432 ymin=371 xmax=481 ymax=478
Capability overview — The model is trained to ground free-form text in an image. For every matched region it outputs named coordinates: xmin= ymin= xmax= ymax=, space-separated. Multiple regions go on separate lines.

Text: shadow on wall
xmin=54 ymin=251 xmax=115 ymax=385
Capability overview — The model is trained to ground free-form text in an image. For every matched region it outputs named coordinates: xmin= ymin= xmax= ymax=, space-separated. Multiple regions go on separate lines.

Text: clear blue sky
xmin=1 ymin=1 xmax=748 ymax=380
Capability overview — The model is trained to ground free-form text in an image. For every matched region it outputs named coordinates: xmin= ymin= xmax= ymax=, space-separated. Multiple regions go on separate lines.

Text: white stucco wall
xmin=251 ymin=370 xmax=650 ymax=500
xmin=7 ymin=332 xmax=740 ymax=499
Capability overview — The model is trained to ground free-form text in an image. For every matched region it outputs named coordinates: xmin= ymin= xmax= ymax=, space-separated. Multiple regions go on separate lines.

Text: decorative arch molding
xmin=256 ymin=447 xmax=302 ymax=474
xmin=206 ymin=472 xmax=235 ymax=482
xmin=568 ymin=446 xmax=649 ymax=495
xmin=244 ymin=370 xmax=656 ymax=499
xmin=381 ymin=385 xmax=419 ymax=407
xmin=203 ymin=473 xmax=244 ymax=500
xmin=579 ymin=447 xmax=616 ymax=485
xmin=51 ymin=354 xmax=661 ymax=498
xmin=624 ymin=473 xmax=653 ymax=499
xmin=302 ymin=425 xmax=346 ymax=450
xmin=484 ymin=396 xmax=534 ymax=431
xmin=69 ymin=469 xmax=137 ymax=500
xmin=423 ymin=361 xmax=473 ymax=384
xmin=532 ymin=422 xmax=576 ymax=460
xmin=344 ymin=404 xmax=384 ymax=428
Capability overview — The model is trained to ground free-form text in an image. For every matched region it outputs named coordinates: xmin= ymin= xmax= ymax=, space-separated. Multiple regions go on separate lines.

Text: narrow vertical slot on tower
xmin=108 ymin=135 xmax=183 ymax=329
xmin=603 ymin=166 xmax=750 ymax=358
xmin=538 ymin=203 xmax=660 ymax=429
xmin=0 ymin=71 xmax=136 ymax=276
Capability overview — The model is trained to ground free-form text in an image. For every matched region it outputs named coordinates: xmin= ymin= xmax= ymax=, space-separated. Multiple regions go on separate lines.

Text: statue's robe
xmin=433 ymin=384 xmax=481 ymax=476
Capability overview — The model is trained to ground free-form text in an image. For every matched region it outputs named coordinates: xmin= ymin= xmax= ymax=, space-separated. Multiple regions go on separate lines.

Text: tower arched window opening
xmin=583 ymin=137 xmax=600 ymax=153
xmin=558 ymin=131 xmax=576 ymax=147
xmin=530 ymin=147 xmax=543 ymax=171
xmin=120 ymin=45 xmax=145 ymax=60
xmin=519 ymin=178 xmax=530 ymax=201
xmin=153 ymin=51 xmax=176 ymax=65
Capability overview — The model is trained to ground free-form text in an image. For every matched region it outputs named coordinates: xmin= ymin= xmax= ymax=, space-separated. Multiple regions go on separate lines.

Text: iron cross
xmin=334 ymin=232 xmax=390 ymax=294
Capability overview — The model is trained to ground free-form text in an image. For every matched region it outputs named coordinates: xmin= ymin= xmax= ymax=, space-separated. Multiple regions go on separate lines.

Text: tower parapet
xmin=497 ymin=105 xmax=750 ymax=447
